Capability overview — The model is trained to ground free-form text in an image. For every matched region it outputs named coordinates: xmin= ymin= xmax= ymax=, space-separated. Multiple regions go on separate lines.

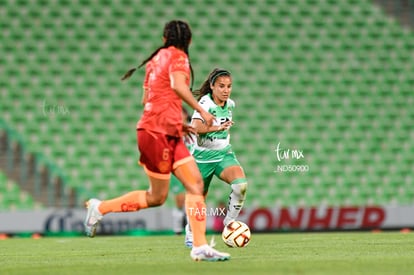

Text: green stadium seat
xmin=1 ymin=0 xmax=414 ymax=209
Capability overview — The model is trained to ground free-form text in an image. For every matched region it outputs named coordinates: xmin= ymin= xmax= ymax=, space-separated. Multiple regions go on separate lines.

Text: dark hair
xmin=193 ymin=68 xmax=231 ymax=101
xmin=121 ymin=20 xmax=194 ymax=88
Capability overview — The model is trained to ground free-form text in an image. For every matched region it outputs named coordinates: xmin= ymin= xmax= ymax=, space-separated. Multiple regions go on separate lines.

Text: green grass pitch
xmin=1 ymin=232 xmax=414 ymax=275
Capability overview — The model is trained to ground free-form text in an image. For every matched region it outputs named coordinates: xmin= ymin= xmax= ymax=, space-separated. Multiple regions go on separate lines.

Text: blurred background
xmin=0 ymin=0 xmax=413 ymax=234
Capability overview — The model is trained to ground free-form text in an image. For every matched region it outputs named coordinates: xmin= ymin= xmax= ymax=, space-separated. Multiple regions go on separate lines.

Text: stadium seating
xmin=0 ymin=172 xmax=41 ymax=210
xmin=1 ymin=0 xmax=413 ymax=208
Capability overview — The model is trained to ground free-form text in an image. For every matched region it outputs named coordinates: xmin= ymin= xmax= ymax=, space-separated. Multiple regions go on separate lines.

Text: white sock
xmin=224 ymin=181 xmax=247 ymax=226
xmin=172 ymin=207 xmax=185 ymax=234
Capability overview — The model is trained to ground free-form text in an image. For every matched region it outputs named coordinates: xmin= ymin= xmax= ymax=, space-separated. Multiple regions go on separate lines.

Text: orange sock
xmin=185 ymin=193 xmax=208 ymax=247
xmin=98 ymin=190 xmax=148 ymax=215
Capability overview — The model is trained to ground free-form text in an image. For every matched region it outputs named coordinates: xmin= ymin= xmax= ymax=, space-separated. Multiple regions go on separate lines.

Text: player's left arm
xmin=141 ymin=64 xmax=152 ymax=105
xmin=141 ymin=87 xmax=149 ymax=105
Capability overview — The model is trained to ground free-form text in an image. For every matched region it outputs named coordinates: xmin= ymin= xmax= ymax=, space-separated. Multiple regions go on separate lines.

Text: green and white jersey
xmin=192 ymin=94 xmax=235 ymax=162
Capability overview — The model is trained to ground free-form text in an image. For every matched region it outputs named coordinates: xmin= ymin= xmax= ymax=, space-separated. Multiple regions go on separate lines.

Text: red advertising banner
xmin=240 ymin=206 xmax=389 ymax=231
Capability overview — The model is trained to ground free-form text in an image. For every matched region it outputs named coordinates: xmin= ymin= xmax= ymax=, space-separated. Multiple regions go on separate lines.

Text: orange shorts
xmin=137 ymin=129 xmax=193 ymax=179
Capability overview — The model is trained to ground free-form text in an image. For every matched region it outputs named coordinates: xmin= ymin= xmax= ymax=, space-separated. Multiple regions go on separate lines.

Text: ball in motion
xmin=221 ymin=221 xmax=251 ymax=248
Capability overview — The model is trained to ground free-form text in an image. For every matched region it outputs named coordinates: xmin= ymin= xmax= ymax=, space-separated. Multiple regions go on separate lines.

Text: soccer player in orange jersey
xmin=83 ymin=20 xmax=230 ymax=261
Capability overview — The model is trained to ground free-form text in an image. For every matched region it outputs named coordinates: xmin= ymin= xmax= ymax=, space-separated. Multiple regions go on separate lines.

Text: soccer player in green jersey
xmin=185 ymin=68 xmax=248 ymax=247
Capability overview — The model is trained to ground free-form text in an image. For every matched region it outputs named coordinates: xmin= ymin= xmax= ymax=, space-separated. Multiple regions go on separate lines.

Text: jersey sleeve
xmin=169 ymin=51 xmax=190 ymax=78
xmin=192 ymin=96 xmax=209 ymax=122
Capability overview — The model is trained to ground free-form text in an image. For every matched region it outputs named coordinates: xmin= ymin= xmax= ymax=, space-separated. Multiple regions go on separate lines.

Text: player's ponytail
xmin=121 ymin=68 xmax=137 ymax=80
xmin=121 ymin=45 xmax=164 ymax=80
xmin=121 ymin=20 xmax=193 ymax=82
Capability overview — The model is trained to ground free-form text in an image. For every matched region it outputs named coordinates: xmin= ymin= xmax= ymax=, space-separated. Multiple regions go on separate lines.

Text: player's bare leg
xmin=84 ymin=175 xmax=170 ymax=237
xmin=174 ymin=159 xmax=230 ymax=261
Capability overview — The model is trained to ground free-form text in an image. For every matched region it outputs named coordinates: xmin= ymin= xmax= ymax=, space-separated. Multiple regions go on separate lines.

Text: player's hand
xmin=182 ymin=124 xmax=196 ymax=143
xmin=182 ymin=124 xmax=197 ymax=135
xmin=218 ymin=121 xmax=234 ymax=131
xmin=200 ymin=110 xmax=215 ymax=126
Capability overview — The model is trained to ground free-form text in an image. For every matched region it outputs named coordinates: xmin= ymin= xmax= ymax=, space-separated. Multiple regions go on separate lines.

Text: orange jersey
xmin=137 ymin=46 xmax=190 ymax=137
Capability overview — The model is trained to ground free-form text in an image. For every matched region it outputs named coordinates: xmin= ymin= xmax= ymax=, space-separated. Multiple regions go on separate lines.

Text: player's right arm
xmin=170 ymin=71 xmax=215 ymax=126
xmin=192 ymin=118 xmax=233 ymax=134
